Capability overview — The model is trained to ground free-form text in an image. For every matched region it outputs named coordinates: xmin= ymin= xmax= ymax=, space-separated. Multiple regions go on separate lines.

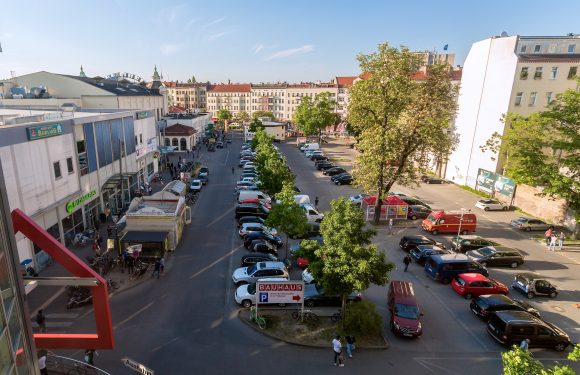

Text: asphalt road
xmin=53 ymin=135 xmax=579 ymax=375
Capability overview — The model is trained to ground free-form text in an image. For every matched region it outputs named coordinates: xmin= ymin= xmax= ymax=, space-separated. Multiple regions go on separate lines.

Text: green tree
xmin=347 ymin=43 xmax=458 ymax=224
xmin=248 ymin=118 xmax=265 ymax=133
xmin=297 ymin=197 xmax=394 ymax=313
xmin=502 ymin=344 xmax=579 ymax=375
xmin=217 ymin=108 xmax=232 ymax=125
xmin=235 ymin=111 xmax=251 ymax=124
xmin=293 ymin=92 xmax=336 ymax=143
xmin=481 ymin=83 xmax=580 ymax=238
xmin=252 ymin=129 xmax=294 ymax=195
xmin=252 ymin=110 xmax=275 ymax=120
xmin=186 ymin=75 xmax=196 ymax=84
xmin=265 ymin=182 xmax=310 ymax=257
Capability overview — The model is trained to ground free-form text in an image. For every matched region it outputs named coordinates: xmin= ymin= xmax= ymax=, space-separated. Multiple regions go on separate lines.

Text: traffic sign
xmin=121 ymin=357 xmax=154 ymax=375
xmin=256 ymin=281 xmax=304 ymax=304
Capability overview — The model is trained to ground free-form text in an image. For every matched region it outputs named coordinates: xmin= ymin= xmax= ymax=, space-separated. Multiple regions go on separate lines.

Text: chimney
xmin=228 ymin=79 xmax=231 ymax=84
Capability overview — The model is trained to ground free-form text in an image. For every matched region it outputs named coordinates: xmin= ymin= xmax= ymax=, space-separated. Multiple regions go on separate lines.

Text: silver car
xmin=510 ymin=217 xmax=550 ymax=232
xmin=232 ymin=261 xmax=288 ymax=285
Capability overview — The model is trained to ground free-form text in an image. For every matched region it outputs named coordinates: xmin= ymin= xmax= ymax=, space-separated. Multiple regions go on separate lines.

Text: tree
xmin=502 ymin=344 xmax=579 ymax=375
xmin=248 ymin=118 xmax=265 ymax=132
xmin=481 ymin=83 xmax=580 ymax=238
xmin=252 ymin=129 xmax=295 ymax=195
xmin=235 ymin=111 xmax=250 ymax=124
xmin=252 ymin=110 xmax=275 ymax=120
xmin=187 ymin=75 xmax=196 ymax=84
xmin=265 ymin=182 xmax=310 ymax=257
xmin=293 ymin=92 xmax=336 ymax=143
xmin=347 ymin=43 xmax=458 ymax=224
xmin=297 ymin=197 xmax=394 ymax=313
xmin=217 ymin=109 xmax=233 ymax=132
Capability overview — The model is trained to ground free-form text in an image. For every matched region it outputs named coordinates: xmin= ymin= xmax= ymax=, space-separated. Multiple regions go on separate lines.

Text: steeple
xmin=152 ymin=65 xmax=161 ymax=81
xmin=79 ymin=65 xmax=86 ymax=78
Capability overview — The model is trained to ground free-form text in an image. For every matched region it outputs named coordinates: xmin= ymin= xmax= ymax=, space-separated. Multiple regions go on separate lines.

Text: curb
xmin=237 ymin=309 xmax=389 ymax=350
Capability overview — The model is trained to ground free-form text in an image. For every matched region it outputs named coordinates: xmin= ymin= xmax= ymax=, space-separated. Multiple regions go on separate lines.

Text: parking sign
xmin=255 ymin=281 xmax=304 ymax=304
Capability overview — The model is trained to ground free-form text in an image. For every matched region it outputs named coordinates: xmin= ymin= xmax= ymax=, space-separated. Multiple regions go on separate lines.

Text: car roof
xmin=389 ymin=280 xmax=417 ymax=305
xmin=457 ymin=273 xmax=489 ymax=281
xmin=516 ymin=272 xmax=544 ymax=280
xmin=478 ymin=294 xmax=514 ymax=304
xmin=432 ymin=254 xmax=470 ymax=262
xmin=494 ymin=310 xmax=543 ymax=324
xmin=415 ymin=245 xmax=443 ymax=251
xmin=237 ymin=203 xmax=261 ymax=209
xmin=257 ymin=261 xmax=286 ymax=270
xmin=457 ymin=235 xmax=483 ymax=240
xmin=480 ymin=246 xmax=521 ymax=254
xmin=242 ymin=253 xmax=275 ymax=260
xmin=403 ymin=235 xmax=431 ymax=241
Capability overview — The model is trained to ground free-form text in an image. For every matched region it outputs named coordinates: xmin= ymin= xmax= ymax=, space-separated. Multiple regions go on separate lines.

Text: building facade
xmin=446 ymin=34 xmax=580 ymax=187
xmin=206 ymin=84 xmax=252 ymax=117
xmin=164 ymin=82 xmax=208 ymax=112
xmin=250 ymin=83 xmax=288 ymax=120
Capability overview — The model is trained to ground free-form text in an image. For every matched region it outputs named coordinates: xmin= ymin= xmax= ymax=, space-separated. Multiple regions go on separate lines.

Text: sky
xmin=1 ymin=0 xmax=580 ymax=84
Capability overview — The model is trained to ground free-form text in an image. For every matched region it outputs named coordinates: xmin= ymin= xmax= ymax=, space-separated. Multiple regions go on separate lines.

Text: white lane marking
xmin=151 ymin=337 xmax=179 ymax=352
xmin=189 ymin=244 xmax=244 ymax=280
xmin=206 ymin=206 xmax=235 ymax=227
xmin=34 ymin=287 xmax=65 ymax=312
xmin=113 ymin=301 xmax=155 ymax=330
xmin=224 ymin=149 xmax=230 ymax=165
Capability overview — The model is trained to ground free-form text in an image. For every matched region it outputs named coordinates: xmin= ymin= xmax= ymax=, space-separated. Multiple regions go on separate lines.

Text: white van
xmin=294 ymin=195 xmax=311 ymax=204
xmin=238 ymin=190 xmax=271 ymax=204
xmin=301 ymin=203 xmax=324 ymax=223
xmin=300 ymin=143 xmax=320 ymax=152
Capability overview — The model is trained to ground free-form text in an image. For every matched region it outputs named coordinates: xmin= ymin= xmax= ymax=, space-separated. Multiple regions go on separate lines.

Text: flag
xmin=443 ymin=44 xmax=448 ymax=51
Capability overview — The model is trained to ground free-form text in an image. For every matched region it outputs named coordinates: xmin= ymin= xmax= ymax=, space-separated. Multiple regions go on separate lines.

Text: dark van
xmin=424 ymin=254 xmax=488 ymax=284
xmin=387 ymin=281 xmax=422 ymax=338
xmin=234 ymin=203 xmax=270 ymax=219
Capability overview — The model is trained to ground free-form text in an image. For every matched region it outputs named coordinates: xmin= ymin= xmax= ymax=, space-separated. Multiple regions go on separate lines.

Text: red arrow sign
xmin=292 ymin=295 xmax=301 ymax=302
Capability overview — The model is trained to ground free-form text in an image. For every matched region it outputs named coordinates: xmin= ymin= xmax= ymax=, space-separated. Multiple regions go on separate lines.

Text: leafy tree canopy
xmin=234 ymin=111 xmax=251 ymax=124
xmin=502 ymin=344 xmax=579 ymax=375
xmin=186 ymin=75 xmax=196 ymax=83
xmin=217 ymin=109 xmax=233 ymax=123
xmin=249 ymin=118 xmax=265 ymax=132
xmin=252 ymin=110 xmax=275 ymax=120
xmin=293 ymin=92 xmax=336 ymax=141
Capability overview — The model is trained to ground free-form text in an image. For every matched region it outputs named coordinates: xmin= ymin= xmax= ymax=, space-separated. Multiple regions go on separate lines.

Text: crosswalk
xmin=30 ymin=312 xmax=80 ymax=334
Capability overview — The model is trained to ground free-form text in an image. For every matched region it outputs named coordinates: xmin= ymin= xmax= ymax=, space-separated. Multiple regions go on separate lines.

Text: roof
xmin=410 ymin=69 xmax=462 ymax=81
xmin=168 ymin=105 xmax=187 ymax=113
xmin=287 ymin=82 xmax=337 ymax=88
xmin=120 ymin=231 xmax=169 ymax=243
xmin=336 ymin=76 xmax=357 ymax=87
xmin=207 ymin=84 xmax=251 ymax=93
xmin=456 ymin=273 xmax=488 ymax=281
xmin=61 ymin=75 xmax=162 ymax=96
xmin=362 ymin=195 xmax=408 ymax=206
xmin=164 ymin=123 xmax=197 ymax=136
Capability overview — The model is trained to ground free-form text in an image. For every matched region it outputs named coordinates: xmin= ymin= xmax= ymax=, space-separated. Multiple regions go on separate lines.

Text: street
xmin=48 ymin=134 xmax=579 ymax=375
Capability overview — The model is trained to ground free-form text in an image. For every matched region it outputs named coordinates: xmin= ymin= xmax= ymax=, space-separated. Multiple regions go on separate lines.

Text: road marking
xmin=414 ymin=358 xmax=464 ymax=375
xmin=206 ymin=206 xmax=235 ymax=228
xmin=34 ymin=286 xmax=65 ymax=313
xmin=223 ymin=149 xmax=230 ymax=165
xmin=45 ymin=313 xmax=79 ymax=319
xmin=151 ymin=337 xmax=179 ymax=352
xmin=189 ymin=244 xmax=244 ymax=280
xmin=113 ymin=301 xmax=154 ymax=330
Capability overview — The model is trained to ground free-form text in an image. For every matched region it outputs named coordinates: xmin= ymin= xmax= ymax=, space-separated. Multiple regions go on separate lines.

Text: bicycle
xmin=331 ymin=309 xmax=342 ymax=322
xmin=249 ymin=306 xmax=266 ymax=329
xmin=292 ymin=309 xmax=319 ymax=322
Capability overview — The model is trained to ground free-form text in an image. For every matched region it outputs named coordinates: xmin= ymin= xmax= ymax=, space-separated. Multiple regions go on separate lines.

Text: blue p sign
xmin=259 ymin=293 xmax=269 ymax=303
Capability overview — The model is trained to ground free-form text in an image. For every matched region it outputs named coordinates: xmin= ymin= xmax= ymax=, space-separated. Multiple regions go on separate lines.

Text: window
xmin=550 ymin=67 xmax=558 ymax=79
xmin=546 ymin=92 xmax=554 ymax=104
xmin=568 ymin=44 xmax=576 ymax=53
xmin=514 ymin=92 xmax=523 ymax=106
xmin=53 ymin=161 xmax=62 ymax=179
xmin=568 ymin=66 xmax=578 ymax=79
xmin=66 ymin=157 xmax=74 ymax=174
xmin=529 ymin=92 xmax=537 ymax=106
xmin=534 ymin=44 xmax=541 ymax=53
xmin=534 ymin=67 xmax=543 ymax=79
xmin=520 ymin=45 xmax=527 ymax=53
xmin=520 ymin=67 xmax=528 ymax=79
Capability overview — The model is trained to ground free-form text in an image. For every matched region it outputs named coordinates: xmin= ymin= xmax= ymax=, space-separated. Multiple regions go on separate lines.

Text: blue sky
xmin=1 ymin=0 xmax=580 ymax=83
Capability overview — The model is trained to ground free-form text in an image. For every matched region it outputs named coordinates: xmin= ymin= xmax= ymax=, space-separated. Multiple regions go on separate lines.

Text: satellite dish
xmin=501 ymin=31 xmax=509 ymax=37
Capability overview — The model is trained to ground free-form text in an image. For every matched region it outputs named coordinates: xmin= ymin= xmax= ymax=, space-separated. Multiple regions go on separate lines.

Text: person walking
xmin=127 ymin=256 xmax=135 ymax=275
xmin=231 ymin=167 xmax=235 ymax=175
xmin=558 ymin=231 xmax=565 ymax=251
xmin=152 ymin=257 xmax=161 ymax=279
xmin=520 ymin=338 xmax=530 ymax=350
xmin=160 ymin=256 xmax=165 ymax=275
xmin=332 ymin=336 xmax=344 ymax=367
xmin=389 ymin=218 xmax=394 ymax=235
xmin=84 ymin=349 xmax=96 ymax=366
xmin=549 ymin=234 xmax=558 ymax=252
xmin=314 ymin=196 xmax=319 ymax=208
xmin=38 ymin=350 xmax=48 ymax=375
xmin=403 ymin=254 xmax=412 ymax=272
xmin=36 ymin=310 xmax=46 ymax=332
xmin=545 ymin=227 xmax=553 ymax=245
xmin=345 ymin=335 xmax=356 ymax=358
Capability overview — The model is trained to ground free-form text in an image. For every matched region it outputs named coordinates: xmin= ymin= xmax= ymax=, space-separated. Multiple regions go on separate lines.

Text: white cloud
xmin=252 ymin=44 xmax=264 ymax=54
xmin=160 ymin=44 xmax=182 ymax=55
xmin=266 ymin=45 xmax=314 ymax=61
xmin=203 ymin=17 xmax=225 ymax=28
xmin=208 ymin=31 xmax=231 ymax=41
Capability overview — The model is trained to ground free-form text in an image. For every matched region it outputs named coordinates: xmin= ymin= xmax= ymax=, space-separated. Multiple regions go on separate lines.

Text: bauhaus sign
xmin=256 ymin=281 xmax=304 ymax=304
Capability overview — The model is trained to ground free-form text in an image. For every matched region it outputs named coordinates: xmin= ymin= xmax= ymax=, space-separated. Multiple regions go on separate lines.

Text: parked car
xmin=399 ymin=197 xmax=431 ymax=208
xmin=475 ymin=199 xmax=508 ymax=211
xmin=323 ymin=167 xmax=347 ymax=176
xmin=302 ymin=268 xmax=315 ymax=284
xmin=333 ymin=173 xmax=353 ymax=185
xmin=305 ymin=150 xmax=323 ymax=158
xmin=232 ymin=261 xmax=289 ymax=286
xmin=487 ymin=311 xmax=570 ymax=351
xmin=249 ymin=239 xmax=279 ymax=255
xmin=466 ymin=246 xmax=524 ymax=268
xmin=451 ymin=273 xmax=509 ymax=299
xmin=409 ymin=245 xmax=449 ymax=265
xmin=388 ymin=280 xmax=422 ymax=338
xmin=234 ymin=203 xmax=270 ymax=220
xmin=349 ymin=194 xmax=370 ymax=206
xmin=289 ymin=222 xmax=320 ymax=239
xmin=304 ymin=284 xmax=362 ymax=307
xmin=421 ymin=175 xmax=445 ymax=184
xmin=470 ymin=294 xmax=540 ymax=320
xmin=216 ymin=141 xmax=224 ymax=149
xmin=424 ymin=254 xmax=489 ymax=283
xmin=408 ymin=205 xmax=431 ymax=220
xmin=243 ymin=231 xmax=282 ymax=249
xmin=399 ymin=235 xmax=445 ymax=252
xmin=511 ymin=273 xmax=558 ymax=299
xmin=301 ymin=204 xmax=324 ymax=223
xmin=315 ymin=161 xmax=335 ymax=171
xmin=310 ymin=154 xmax=328 ymax=162
xmin=451 ymin=235 xmax=500 ymax=253
xmin=239 ymin=223 xmax=277 ymax=238
xmin=190 ymin=179 xmax=202 ymax=192
xmin=197 ymin=173 xmax=208 ymax=185
xmin=422 ymin=210 xmax=477 ymax=235
xmin=235 ymin=278 xmax=289 ymax=308
xmin=510 ymin=217 xmax=551 ymax=232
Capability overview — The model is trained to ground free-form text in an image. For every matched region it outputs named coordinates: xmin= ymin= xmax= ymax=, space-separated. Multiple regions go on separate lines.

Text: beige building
xmin=283 ymin=82 xmax=338 ymax=121
xmin=165 ymin=81 xmax=207 ymax=112
xmin=250 ymin=83 xmax=288 ymax=120
xmin=206 ymin=83 xmax=252 ymax=117
xmin=414 ymin=51 xmax=456 ymax=68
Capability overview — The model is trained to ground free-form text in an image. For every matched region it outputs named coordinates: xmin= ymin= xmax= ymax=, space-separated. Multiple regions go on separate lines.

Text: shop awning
xmin=120 ymin=231 xmax=169 ymax=243
xmin=102 ymin=173 xmax=138 ymax=190
xmin=159 ymin=146 xmax=178 ymax=154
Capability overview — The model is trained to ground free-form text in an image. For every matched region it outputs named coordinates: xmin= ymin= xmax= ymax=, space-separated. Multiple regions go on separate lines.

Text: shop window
xmin=53 ymin=161 xmax=62 ymax=180
xmin=66 ymin=157 xmax=74 ymax=174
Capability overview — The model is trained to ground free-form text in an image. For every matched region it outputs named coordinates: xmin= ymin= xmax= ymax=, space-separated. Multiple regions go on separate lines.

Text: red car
xmin=451 ymin=273 xmax=508 ymax=299
xmin=240 ymin=198 xmax=271 ymax=209
xmin=297 ymin=257 xmax=309 ymax=269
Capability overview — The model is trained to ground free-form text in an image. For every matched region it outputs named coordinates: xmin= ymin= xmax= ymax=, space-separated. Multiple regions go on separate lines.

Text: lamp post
xmin=456 ymin=208 xmax=471 ymax=243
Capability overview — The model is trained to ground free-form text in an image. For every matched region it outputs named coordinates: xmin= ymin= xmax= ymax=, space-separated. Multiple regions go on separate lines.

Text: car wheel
xmin=336 ymin=181 xmax=342 ymax=185
xmin=464 ymin=293 xmax=472 ymax=299
xmin=526 ymin=292 xmax=535 ymax=299
xmin=461 ymin=230 xmax=469 ymax=235
xmin=432 ymin=229 xmax=439 ymax=235
xmin=305 ymin=300 xmax=315 ymax=308
xmin=502 ymin=206 xmax=508 ymax=211
xmin=390 ymin=320 xmax=396 ymax=333
xmin=549 ymin=291 xmax=558 ymax=298
xmin=411 ymin=215 xmax=417 ymax=220
xmin=554 ymin=342 xmax=567 ymax=352
xmin=426 ymin=181 xmax=431 ymax=184
xmin=525 ymin=227 xmax=531 ymax=232
xmin=484 ymin=207 xmax=490 ymax=211
xmin=242 ymin=300 xmax=252 ymax=308
xmin=510 ymin=262 xmax=519 ymax=268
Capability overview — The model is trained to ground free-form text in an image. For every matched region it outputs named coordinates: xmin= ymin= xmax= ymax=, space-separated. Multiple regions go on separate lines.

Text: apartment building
xmin=283 ymin=82 xmax=338 ymax=121
xmin=165 ymin=81 xmax=208 ymax=111
xmin=446 ymin=34 xmax=580 ymax=187
xmin=250 ymin=83 xmax=288 ymax=120
xmin=414 ymin=51 xmax=456 ymax=67
xmin=206 ymin=83 xmax=252 ymax=117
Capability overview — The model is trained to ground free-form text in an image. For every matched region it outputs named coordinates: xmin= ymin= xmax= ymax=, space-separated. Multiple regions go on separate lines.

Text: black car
xmin=243 ymin=232 xmax=282 ymax=249
xmin=421 ymin=175 xmax=445 ymax=184
xmin=466 ymin=246 xmax=524 ymax=268
xmin=310 ymin=154 xmax=328 ymax=162
xmin=237 ymin=216 xmax=266 ymax=227
xmin=197 ymin=174 xmax=208 ymax=185
xmin=399 ymin=235 xmax=445 ymax=252
xmin=304 ymin=284 xmax=362 ymax=307
xmin=199 ymin=167 xmax=209 ymax=175
xmin=250 ymin=240 xmax=279 ymax=255
xmin=240 ymin=253 xmax=290 ymax=269
xmin=316 ymin=161 xmax=335 ymax=171
xmin=333 ymin=174 xmax=353 ymax=185
xmin=323 ymin=167 xmax=347 ymax=176
xmin=409 ymin=245 xmax=449 ymax=265
xmin=451 ymin=235 xmax=501 ymax=253
xmin=470 ymin=294 xmax=540 ymax=320
xmin=408 ymin=205 xmax=431 ymax=220
xmin=400 ymin=197 xmax=431 ymax=209
xmin=234 ymin=203 xmax=270 ymax=220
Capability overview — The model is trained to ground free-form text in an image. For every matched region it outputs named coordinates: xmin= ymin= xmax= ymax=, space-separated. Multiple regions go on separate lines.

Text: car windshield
xmin=246 ymin=264 xmax=257 ymax=275
xmin=477 ymin=247 xmax=495 ymax=256
xmin=247 ymin=283 xmax=256 ymax=294
xmin=394 ymin=304 xmax=420 ymax=319
xmin=426 ymin=214 xmax=437 ymax=222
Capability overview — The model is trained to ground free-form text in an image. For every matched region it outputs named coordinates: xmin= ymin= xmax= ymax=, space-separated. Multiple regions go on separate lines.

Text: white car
xmin=475 ymin=199 xmax=508 ymax=211
xmin=305 ymin=150 xmax=324 ymax=158
xmin=388 ymin=191 xmax=414 ymax=198
xmin=302 ymin=268 xmax=315 ymax=284
xmin=190 ymin=179 xmax=202 ymax=192
xmin=238 ymin=223 xmax=277 ymax=238
xmin=349 ymin=194 xmax=369 ymax=206
xmin=241 ymin=177 xmax=257 ymax=183
xmin=232 ymin=261 xmax=289 ymax=285
xmin=301 ymin=203 xmax=324 ymax=223
xmin=235 ymin=278 xmax=288 ymax=308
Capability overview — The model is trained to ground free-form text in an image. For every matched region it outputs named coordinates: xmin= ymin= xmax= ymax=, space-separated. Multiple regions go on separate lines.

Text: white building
xmin=447 ymin=34 xmax=580 ymax=187
xmin=206 ymin=83 xmax=252 ymax=117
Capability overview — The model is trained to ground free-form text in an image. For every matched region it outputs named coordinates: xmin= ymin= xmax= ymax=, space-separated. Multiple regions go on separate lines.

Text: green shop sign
xmin=136 ymin=111 xmax=150 ymax=120
xmin=26 ymin=123 xmax=63 ymax=141
xmin=66 ymin=190 xmax=97 ymax=213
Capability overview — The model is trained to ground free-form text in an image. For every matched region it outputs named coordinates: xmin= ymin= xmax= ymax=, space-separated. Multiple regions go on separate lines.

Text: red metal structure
xmin=11 ymin=208 xmax=114 ymax=349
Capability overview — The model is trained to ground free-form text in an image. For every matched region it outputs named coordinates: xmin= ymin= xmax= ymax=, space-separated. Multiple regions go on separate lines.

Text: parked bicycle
xmin=249 ymin=306 xmax=266 ymax=329
xmin=331 ymin=309 xmax=342 ymax=322
xmin=292 ymin=309 xmax=319 ymax=322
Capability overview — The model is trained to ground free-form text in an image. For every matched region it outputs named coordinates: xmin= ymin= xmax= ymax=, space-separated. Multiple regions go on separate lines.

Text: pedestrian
xmin=549 ymin=234 xmax=558 ymax=252
xmin=389 ymin=218 xmax=394 ymax=235
xmin=558 ymin=231 xmax=565 ymax=251
xmin=231 ymin=167 xmax=235 ymax=175
xmin=127 ymin=257 xmax=135 ymax=275
xmin=314 ymin=196 xmax=319 ymax=208
xmin=520 ymin=338 xmax=530 ymax=350
xmin=38 ymin=350 xmax=48 ymax=375
xmin=36 ymin=309 xmax=46 ymax=332
xmin=160 ymin=256 xmax=165 ymax=275
xmin=84 ymin=349 xmax=96 ymax=366
xmin=545 ymin=227 xmax=553 ymax=245
xmin=152 ymin=257 xmax=161 ymax=279
xmin=332 ymin=335 xmax=344 ymax=367
xmin=403 ymin=254 xmax=412 ymax=272
xmin=345 ymin=335 xmax=356 ymax=358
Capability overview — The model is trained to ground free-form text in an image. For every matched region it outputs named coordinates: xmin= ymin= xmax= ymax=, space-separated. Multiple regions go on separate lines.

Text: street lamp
xmin=456 ymin=208 xmax=471 ymax=243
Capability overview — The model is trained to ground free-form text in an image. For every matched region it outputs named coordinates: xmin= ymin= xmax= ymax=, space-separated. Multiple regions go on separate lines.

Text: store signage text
xmin=136 ymin=111 xmax=150 ymax=120
xmin=66 ymin=190 xmax=97 ymax=213
xmin=26 ymin=123 xmax=63 ymax=141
